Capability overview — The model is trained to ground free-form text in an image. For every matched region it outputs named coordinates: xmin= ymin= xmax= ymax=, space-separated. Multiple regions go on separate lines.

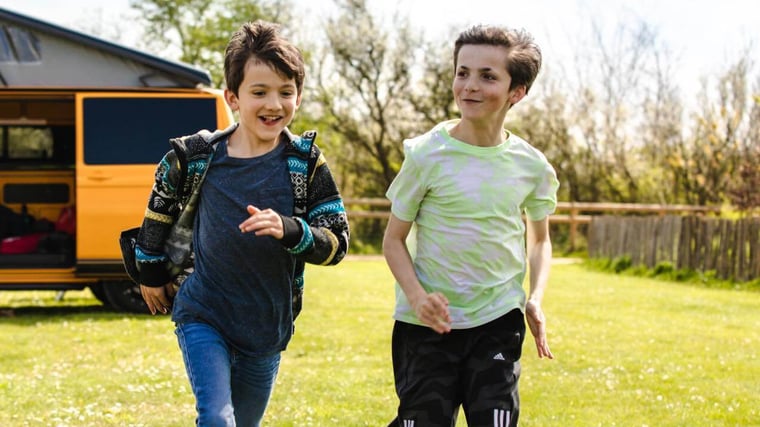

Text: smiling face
xmin=452 ymin=44 xmax=525 ymax=126
xmin=225 ymin=58 xmax=301 ymax=146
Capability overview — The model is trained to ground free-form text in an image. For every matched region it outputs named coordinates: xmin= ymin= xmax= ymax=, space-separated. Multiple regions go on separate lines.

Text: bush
xmin=611 ymin=255 xmax=632 ymax=273
xmin=652 ymin=261 xmax=674 ymax=276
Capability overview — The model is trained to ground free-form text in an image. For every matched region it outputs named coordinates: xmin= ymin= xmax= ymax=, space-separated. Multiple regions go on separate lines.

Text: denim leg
xmin=176 ymin=322 xmax=235 ymax=427
xmin=230 ymin=351 xmax=281 ymax=427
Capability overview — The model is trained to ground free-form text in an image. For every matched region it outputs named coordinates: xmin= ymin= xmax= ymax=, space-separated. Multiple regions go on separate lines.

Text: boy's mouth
xmin=260 ymin=115 xmax=282 ymax=124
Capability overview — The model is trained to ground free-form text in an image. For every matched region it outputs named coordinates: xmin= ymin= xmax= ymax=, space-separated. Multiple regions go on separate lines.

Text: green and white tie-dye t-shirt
xmin=386 ymin=120 xmax=559 ymax=329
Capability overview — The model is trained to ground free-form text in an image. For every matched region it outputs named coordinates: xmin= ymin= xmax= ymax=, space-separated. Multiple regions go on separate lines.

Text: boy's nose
xmin=264 ymin=94 xmax=281 ymax=109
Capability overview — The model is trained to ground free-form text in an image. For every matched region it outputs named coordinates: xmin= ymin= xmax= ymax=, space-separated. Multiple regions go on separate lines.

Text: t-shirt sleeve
xmin=385 ymin=146 xmax=426 ymax=222
xmin=523 ymin=161 xmax=560 ymax=221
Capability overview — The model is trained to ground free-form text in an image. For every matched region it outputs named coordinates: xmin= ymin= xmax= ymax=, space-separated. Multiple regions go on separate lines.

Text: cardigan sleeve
xmin=284 ymin=147 xmax=350 ymax=266
xmin=135 ymin=150 xmax=183 ymax=286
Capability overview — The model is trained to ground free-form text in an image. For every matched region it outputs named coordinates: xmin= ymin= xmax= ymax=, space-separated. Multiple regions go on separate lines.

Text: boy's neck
xmin=227 ymin=128 xmax=282 ymax=158
xmin=449 ymin=119 xmax=507 ymax=147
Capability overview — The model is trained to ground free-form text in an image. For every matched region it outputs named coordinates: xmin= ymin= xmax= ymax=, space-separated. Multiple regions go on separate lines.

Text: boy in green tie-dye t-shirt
xmin=384 ymin=24 xmax=559 ymax=427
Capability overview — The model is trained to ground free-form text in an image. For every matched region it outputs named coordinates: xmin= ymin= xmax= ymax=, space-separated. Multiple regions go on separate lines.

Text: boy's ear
xmin=295 ymin=92 xmax=302 ymax=109
xmin=510 ymin=85 xmax=527 ymax=105
xmin=224 ymin=89 xmax=239 ymax=111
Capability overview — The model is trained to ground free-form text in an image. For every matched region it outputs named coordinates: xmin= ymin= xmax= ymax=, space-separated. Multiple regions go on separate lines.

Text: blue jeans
xmin=175 ymin=322 xmax=281 ymax=427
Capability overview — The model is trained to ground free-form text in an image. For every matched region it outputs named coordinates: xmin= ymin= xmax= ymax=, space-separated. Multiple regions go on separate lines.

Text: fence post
xmin=569 ymin=204 xmax=578 ymax=252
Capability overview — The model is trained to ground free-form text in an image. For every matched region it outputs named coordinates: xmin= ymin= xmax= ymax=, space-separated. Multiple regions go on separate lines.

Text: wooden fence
xmin=344 ymin=198 xmax=722 ymax=250
xmin=588 ymin=215 xmax=760 ymax=282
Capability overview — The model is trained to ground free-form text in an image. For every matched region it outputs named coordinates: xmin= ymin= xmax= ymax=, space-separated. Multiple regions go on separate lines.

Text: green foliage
xmin=726 ymin=147 xmax=760 ymax=214
xmin=1 ymin=261 xmax=759 ymax=426
xmin=651 ymin=261 xmax=674 ymax=276
xmin=345 ymin=223 xmax=384 ymax=255
xmin=126 ymin=1 xmax=759 ymax=210
xmin=130 ymin=0 xmax=293 ymax=88
xmin=586 ymin=257 xmax=760 ymax=292
xmin=669 ymin=56 xmax=755 ymax=206
xmin=611 ymin=255 xmax=632 ymax=273
xmin=310 ymin=0 xmax=419 ymax=196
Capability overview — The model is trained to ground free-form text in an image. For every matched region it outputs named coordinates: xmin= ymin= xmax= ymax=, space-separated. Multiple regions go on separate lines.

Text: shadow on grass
xmin=0 ymin=303 xmax=152 ymax=323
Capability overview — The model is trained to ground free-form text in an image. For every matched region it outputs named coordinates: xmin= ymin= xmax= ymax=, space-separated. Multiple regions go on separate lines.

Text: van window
xmin=82 ymin=97 xmax=218 ymax=165
xmin=3 ymin=183 xmax=70 ymax=204
xmin=0 ymin=25 xmax=41 ymax=63
xmin=0 ymin=126 xmax=52 ymax=159
xmin=0 ymin=126 xmax=73 ymax=167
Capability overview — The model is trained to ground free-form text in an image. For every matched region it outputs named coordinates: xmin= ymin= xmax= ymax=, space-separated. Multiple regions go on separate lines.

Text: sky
xmin=2 ymin=0 xmax=758 ymax=97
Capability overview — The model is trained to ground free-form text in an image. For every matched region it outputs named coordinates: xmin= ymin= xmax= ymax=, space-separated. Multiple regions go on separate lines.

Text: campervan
xmin=0 ymin=8 xmax=233 ymax=312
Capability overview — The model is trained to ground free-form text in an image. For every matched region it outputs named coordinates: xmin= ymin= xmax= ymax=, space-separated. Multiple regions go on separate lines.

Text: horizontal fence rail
xmin=343 ymin=198 xmax=722 ymax=250
xmin=344 ymin=198 xmax=721 ymax=219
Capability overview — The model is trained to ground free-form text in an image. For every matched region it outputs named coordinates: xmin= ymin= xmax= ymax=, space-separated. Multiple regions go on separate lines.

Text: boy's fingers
xmin=433 ymin=292 xmax=449 ymax=305
xmin=428 ymin=315 xmax=451 ymax=334
xmin=427 ymin=294 xmax=451 ymax=333
xmin=240 ymin=206 xmax=260 ymax=231
xmin=140 ymin=285 xmax=171 ymax=315
xmin=536 ymin=339 xmax=554 ymax=359
xmin=430 ymin=293 xmax=450 ymax=321
xmin=429 ymin=293 xmax=448 ymax=311
xmin=437 ymin=317 xmax=452 ymax=333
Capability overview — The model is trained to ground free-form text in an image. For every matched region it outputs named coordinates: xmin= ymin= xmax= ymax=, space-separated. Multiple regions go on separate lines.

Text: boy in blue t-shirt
xmin=135 ymin=20 xmax=349 ymax=426
xmin=384 ymin=24 xmax=559 ymax=427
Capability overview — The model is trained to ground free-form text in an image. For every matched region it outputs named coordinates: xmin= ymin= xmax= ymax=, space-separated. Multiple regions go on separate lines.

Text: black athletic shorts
xmin=389 ymin=308 xmax=525 ymax=427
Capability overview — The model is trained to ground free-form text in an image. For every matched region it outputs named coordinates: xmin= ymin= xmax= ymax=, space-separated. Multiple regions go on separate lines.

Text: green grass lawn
xmin=1 ymin=259 xmax=758 ymax=426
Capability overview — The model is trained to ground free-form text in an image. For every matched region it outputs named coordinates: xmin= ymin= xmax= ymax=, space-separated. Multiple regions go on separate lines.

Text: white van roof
xmin=0 ymin=7 xmax=212 ymax=89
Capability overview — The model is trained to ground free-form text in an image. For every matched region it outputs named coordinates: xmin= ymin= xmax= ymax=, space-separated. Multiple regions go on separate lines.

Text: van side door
xmin=75 ymin=92 xmax=228 ymax=275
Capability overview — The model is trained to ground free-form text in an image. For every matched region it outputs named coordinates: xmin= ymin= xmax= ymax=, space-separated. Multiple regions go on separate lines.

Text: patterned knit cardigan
xmin=135 ymin=123 xmax=350 ymax=318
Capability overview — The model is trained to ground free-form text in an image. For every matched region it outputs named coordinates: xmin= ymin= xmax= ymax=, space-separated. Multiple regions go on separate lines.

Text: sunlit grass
xmin=1 ymin=260 xmax=758 ymax=426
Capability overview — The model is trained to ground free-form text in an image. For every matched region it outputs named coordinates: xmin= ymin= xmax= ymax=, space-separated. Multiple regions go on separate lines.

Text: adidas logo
xmin=494 ymin=408 xmax=511 ymax=426
xmin=493 ymin=352 xmax=505 ymax=360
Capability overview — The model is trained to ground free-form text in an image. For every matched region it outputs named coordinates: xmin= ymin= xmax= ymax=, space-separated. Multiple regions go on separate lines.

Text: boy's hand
xmin=140 ymin=283 xmax=176 ymax=315
xmin=525 ymin=299 xmax=554 ymax=359
xmin=410 ymin=292 xmax=451 ymax=334
xmin=239 ymin=205 xmax=284 ymax=239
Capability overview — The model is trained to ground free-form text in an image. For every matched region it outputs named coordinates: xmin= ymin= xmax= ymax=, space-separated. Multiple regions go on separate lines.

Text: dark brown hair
xmin=223 ymin=20 xmax=305 ymax=96
xmin=454 ymin=25 xmax=542 ymax=93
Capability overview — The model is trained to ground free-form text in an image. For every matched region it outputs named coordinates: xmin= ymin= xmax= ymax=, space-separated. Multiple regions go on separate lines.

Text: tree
xmin=310 ymin=0 xmax=425 ymax=197
xmin=517 ymin=18 xmax=678 ymax=204
xmin=725 ymin=75 xmax=760 ymax=213
xmin=407 ymin=35 xmax=458 ymax=129
xmin=638 ymin=43 xmax=685 ymax=204
xmin=130 ymin=0 xmax=292 ymax=88
xmin=128 ymin=0 xmax=758 ymax=215
xmin=511 ymin=74 xmax=577 ymax=202
xmin=574 ymin=19 xmax=664 ymax=202
xmin=675 ymin=56 xmax=754 ymax=205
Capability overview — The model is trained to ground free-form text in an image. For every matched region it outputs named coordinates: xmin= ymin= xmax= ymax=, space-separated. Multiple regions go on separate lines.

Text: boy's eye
xmin=252 ymin=90 xmax=266 ymax=96
xmin=456 ymin=70 xmax=468 ymax=78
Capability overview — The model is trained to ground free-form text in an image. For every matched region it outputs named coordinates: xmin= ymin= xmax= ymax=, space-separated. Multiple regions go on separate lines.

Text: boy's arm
xmin=281 ymin=153 xmax=349 ymax=266
xmin=383 ymin=214 xmax=451 ymax=334
xmin=135 ymin=151 xmax=182 ymax=314
xmin=526 ymin=217 xmax=554 ymax=359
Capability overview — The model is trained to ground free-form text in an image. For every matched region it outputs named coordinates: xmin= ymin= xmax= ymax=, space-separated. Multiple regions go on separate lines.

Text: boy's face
xmin=225 ymin=59 xmax=301 ymax=145
xmin=452 ymin=44 xmax=525 ymax=124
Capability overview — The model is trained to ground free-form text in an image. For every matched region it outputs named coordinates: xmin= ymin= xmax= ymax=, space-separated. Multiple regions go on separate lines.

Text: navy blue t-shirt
xmin=172 ymin=139 xmax=296 ymax=356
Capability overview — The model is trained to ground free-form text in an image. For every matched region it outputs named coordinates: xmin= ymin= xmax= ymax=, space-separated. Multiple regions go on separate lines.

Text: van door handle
xmin=87 ymin=175 xmax=112 ymax=181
